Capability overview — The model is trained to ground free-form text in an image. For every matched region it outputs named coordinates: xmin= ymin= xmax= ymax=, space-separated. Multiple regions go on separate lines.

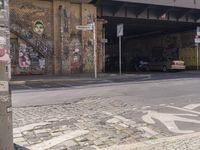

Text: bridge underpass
xmin=92 ymin=0 xmax=200 ymax=72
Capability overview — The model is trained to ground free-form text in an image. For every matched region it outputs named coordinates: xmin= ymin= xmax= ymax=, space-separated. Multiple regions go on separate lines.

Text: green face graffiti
xmin=33 ymin=20 xmax=44 ymax=35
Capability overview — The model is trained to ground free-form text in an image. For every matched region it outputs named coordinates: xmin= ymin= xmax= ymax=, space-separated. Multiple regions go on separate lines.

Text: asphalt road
xmin=11 ymin=72 xmax=200 ymax=108
xmin=12 ymin=72 xmax=200 ymax=142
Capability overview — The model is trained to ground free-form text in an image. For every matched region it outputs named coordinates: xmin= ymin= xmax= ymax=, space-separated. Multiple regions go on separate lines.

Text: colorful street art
xmin=19 ymin=43 xmax=31 ymax=68
xmin=70 ymin=37 xmax=82 ymax=70
xmin=18 ymin=41 xmax=45 ymax=70
xmin=11 ymin=23 xmax=50 ymax=56
xmin=10 ymin=1 xmax=52 ymax=74
xmin=33 ymin=20 xmax=45 ymax=35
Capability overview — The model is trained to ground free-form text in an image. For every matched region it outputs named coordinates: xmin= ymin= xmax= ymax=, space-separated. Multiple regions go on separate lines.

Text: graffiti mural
xmin=19 ymin=43 xmax=31 ymax=68
xmin=87 ymin=11 xmax=94 ymax=24
xmin=63 ymin=9 xmax=69 ymax=32
xmin=69 ymin=34 xmax=82 ymax=71
xmin=18 ymin=40 xmax=45 ymax=71
xmin=10 ymin=1 xmax=52 ymax=74
xmin=11 ymin=23 xmax=50 ymax=56
xmin=33 ymin=20 xmax=44 ymax=35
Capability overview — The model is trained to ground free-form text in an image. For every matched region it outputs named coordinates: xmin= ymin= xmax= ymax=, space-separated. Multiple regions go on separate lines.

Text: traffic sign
xmin=76 ymin=23 xmax=93 ymax=31
xmin=117 ymin=24 xmax=123 ymax=37
xmin=197 ymin=26 xmax=200 ymax=36
xmin=102 ymin=38 xmax=108 ymax=43
xmin=195 ymin=37 xmax=200 ymax=44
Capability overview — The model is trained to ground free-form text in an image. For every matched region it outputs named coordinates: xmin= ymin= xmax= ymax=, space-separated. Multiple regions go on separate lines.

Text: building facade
xmin=10 ymin=0 xmax=104 ymax=75
xmin=10 ymin=0 xmax=200 ymax=75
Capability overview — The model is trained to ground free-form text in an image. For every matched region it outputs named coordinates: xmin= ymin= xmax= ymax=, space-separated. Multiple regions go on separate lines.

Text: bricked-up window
xmin=0 ymin=0 xmax=4 ymax=9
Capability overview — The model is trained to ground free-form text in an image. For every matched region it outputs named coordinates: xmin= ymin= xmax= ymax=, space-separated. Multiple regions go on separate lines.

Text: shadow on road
xmin=14 ymin=143 xmax=29 ymax=150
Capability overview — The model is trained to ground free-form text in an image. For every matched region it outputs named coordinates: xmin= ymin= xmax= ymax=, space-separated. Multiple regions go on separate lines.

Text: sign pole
xmin=117 ymin=24 xmax=123 ymax=75
xmin=197 ymin=43 xmax=199 ymax=70
xmin=119 ymin=36 xmax=122 ymax=75
xmin=76 ymin=22 xmax=97 ymax=79
xmin=93 ymin=22 xmax=97 ymax=79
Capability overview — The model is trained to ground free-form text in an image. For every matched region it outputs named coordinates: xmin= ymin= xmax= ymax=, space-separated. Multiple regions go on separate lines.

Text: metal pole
xmin=93 ymin=22 xmax=97 ymax=79
xmin=102 ymin=27 xmax=106 ymax=73
xmin=59 ymin=5 xmax=64 ymax=74
xmin=0 ymin=0 xmax=13 ymax=149
xmin=119 ymin=36 xmax=122 ymax=75
xmin=197 ymin=43 xmax=199 ymax=70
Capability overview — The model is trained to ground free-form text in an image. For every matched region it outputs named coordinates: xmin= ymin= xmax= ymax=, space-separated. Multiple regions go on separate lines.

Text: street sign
xmin=76 ymin=23 xmax=93 ymax=31
xmin=195 ymin=37 xmax=200 ymax=44
xmin=117 ymin=24 xmax=123 ymax=37
xmin=117 ymin=24 xmax=123 ymax=75
xmin=197 ymin=26 xmax=200 ymax=36
xmin=102 ymin=38 xmax=108 ymax=43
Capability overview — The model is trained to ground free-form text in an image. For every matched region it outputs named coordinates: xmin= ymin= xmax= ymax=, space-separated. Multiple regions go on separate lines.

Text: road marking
xmin=103 ymin=112 xmax=137 ymax=127
xmin=142 ymin=110 xmax=200 ymax=134
xmin=114 ymin=115 xmax=136 ymax=125
xmin=21 ymin=84 xmax=32 ymax=89
xmin=159 ymin=104 xmax=166 ymax=106
xmin=167 ymin=105 xmax=200 ymax=115
xmin=106 ymin=118 xmax=120 ymax=124
xmin=13 ymin=122 xmax=51 ymax=134
xmin=137 ymin=127 xmax=159 ymax=137
xmin=142 ymin=106 xmax=151 ymax=109
xmin=99 ymin=131 xmax=200 ymax=150
xmin=183 ymin=104 xmax=200 ymax=110
xmin=28 ymin=130 xmax=89 ymax=150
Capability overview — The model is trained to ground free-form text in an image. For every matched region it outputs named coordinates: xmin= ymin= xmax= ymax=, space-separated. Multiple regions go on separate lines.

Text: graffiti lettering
xmin=19 ymin=43 xmax=31 ymax=68
xmin=11 ymin=23 xmax=50 ymax=56
xmin=18 ymin=41 xmax=45 ymax=70
xmin=35 ymin=40 xmax=48 ymax=55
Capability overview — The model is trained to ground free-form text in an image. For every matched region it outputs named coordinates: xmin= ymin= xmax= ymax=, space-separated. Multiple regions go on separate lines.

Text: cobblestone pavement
xmin=13 ymin=96 xmax=200 ymax=150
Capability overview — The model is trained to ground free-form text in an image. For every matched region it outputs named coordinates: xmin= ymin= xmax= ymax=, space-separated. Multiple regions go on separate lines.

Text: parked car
xmin=147 ymin=57 xmax=185 ymax=72
xmin=130 ymin=57 xmax=149 ymax=71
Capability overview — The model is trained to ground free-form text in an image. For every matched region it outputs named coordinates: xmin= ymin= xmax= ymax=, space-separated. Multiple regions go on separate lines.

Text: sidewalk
xmin=13 ymin=96 xmax=200 ymax=150
xmin=10 ymin=73 xmax=150 ymax=85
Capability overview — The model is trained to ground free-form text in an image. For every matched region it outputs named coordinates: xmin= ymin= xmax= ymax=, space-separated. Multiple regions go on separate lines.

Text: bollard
xmin=0 ymin=61 xmax=13 ymax=150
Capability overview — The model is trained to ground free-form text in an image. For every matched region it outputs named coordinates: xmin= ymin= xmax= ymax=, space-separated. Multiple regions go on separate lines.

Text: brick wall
xmin=10 ymin=0 xmax=102 ymax=75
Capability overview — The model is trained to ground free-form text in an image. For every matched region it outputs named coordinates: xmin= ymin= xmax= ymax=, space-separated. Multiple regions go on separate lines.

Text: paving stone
xmin=81 ymin=147 xmax=96 ymax=150
xmin=68 ymin=145 xmax=85 ymax=150
xmin=93 ymin=139 xmax=104 ymax=146
xmin=13 ymin=133 xmax=23 ymax=138
xmin=75 ymin=137 xmax=89 ymax=142
xmin=63 ymin=140 xmax=78 ymax=147
xmin=106 ymin=118 xmax=120 ymax=124
xmin=13 ymin=97 xmax=200 ymax=150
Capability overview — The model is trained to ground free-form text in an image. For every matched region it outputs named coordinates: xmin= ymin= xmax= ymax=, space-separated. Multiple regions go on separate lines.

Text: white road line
xmin=167 ymin=105 xmax=200 ymax=115
xmin=13 ymin=122 xmax=51 ymax=134
xmin=183 ymin=104 xmax=200 ymax=110
xmin=142 ymin=110 xmax=200 ymax=134
xmin=99 ymin=131 xmax=200 ymax=150
xmin=28 ymin=130 xmax=89 ymax=150
xmin=137 ymin=127 xmax=159 ymax=136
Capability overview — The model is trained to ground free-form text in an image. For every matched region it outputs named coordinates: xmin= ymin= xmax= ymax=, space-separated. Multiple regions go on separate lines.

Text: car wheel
xmin=162 ymin=66 xmax=167 ymax=72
